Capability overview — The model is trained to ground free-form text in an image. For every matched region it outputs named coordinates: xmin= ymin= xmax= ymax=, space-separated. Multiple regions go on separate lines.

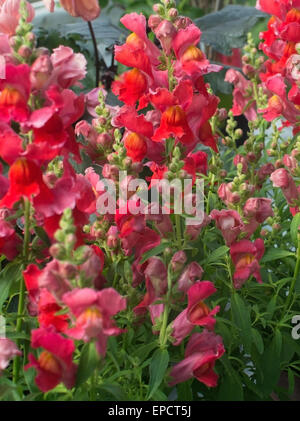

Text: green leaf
xmin=98 ymin=383 xmax=129 ymax=401
xmin=140 ymin=243 xmax=169 ymax=264
xmin=219 ymin=354 xmax=244 ymax=401
xmin=261 ymin=249 xmax=295 ymax=263
xmin=231 ymin=293 xmax=252 ymax=353
xmin=195 ymin=5 xmax=267 ymax=55
xmin=265 ymin=295 xmax=277 ymax=320
xmin=76 ymin=342 xmax=100 ymax=387
xmin=123 ymin=260 xmax=133 ymax=283
xmin=217 ymin=372 xmax=244 ymax=401
xmin=177 ymin=380 xmax=193 ymax=401
xmin=206 ymin=246 xmax=229 ymax=265
xmin=147 ymin=348 xmax=169 ymax=400
xmin=34 ymin=226 xmax=51 ymax=247
xmin=132 ymin=341 xmax=158 ymax=362
xmin=60 ymin=14 xmax=127 ymax=46
xmin=257 ymin=330 xmax=282 ymax=396
xmin=291 ymin=212 xmax=300 ymax=247
xmin=251 ymin=328 xmax=264 ymax=354
xmin=287 ymin=368 xmax=295 ymax=396
xmin=0 ymin=263 xmax=22 ymax=309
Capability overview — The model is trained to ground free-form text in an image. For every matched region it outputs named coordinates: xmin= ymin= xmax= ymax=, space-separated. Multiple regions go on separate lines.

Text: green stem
xmin=285 ymin=233 xmax=300 ymax=310
xmin=159 ymin=266 xmax=172 ymax=349
xmin=12 ymin=198 xmax=30 ymax=384
xmin=175 ymin=214 xmax=182 ymax=248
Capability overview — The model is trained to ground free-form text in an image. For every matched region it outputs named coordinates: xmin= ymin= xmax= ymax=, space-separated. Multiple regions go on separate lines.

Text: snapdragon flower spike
xmin=169 ymin=330 xmax=225 ymax=387
xmin=62 ymin=287 xmax=126 ymax=356
xmin=25 ymin=326 xmax=77 ymax=392
xmin=230 ymin=239 xmax=265 ymax=289
xmin=113 ymin=13 xmax=220 ymax=153
xmin=256 ymin=0 xmax=300 ymax=125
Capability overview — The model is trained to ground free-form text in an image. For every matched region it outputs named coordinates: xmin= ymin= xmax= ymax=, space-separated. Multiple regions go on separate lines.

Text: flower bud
xmin=49 ymin=244 xmax=65 ymax=260
xmin=171 ymin=251 xmax=187 ymax=272
xmin=96 ymin=133 xmax=112 ymax=148
xmin=155 ymin=20 xmax=177 ymax=55
xmin=62 ymin=263 xmax=77 ymax=280
xmin=18 ymin=45 xmax=32 ymax=59
xmin=148 ymin=14 xmax=163 ymax=30
xmin=30 ymin=55 xmax=53 ymax=90
xmin=169 ymin=8 xmax=178 ymax=19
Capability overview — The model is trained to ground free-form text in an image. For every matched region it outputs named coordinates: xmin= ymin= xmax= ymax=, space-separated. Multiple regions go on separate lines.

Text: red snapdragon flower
xmin=169 ymin=330 xmax=225 ymax=387
xmin=172 ymin=281 xmax=220 ymax=345
xmin=0 ymin=63 xmax=31 ymax=123
xmin=0 ymin=158 xmax=51 ymax=208
xmin=112 ymin=67 xmax=148 ymax=106
xmin=230 ymin=239 xmax=265 ymax=289
xmin=25 ymin=327 xmax=77 ymax=392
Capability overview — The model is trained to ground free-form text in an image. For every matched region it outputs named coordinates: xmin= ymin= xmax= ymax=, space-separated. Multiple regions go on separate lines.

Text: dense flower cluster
xmin=0 ymin=0 xmax=299 ymax=400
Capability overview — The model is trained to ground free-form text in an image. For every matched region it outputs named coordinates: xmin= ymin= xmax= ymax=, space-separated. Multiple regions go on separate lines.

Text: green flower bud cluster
xmin=51 ymin=209 xmax=91 ymax=265
xmin=12 ymin=0 xmax=35 ymax=64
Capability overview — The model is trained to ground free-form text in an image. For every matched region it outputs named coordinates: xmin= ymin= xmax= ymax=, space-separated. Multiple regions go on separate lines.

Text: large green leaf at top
xmin=60 ymin=14 xmax=127 ymax=46
xmin=195 ymin=5 xmax=268 ymax=55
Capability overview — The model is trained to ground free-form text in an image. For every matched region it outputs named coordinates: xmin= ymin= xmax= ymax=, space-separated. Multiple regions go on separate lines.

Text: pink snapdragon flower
xmin=0 ymin=0 xmax=34 ymax=37
xmin=0 ymin=338 xmax=21 ymax=373
xmin=43 ymin=0 xmax=100 ymax=22
xmin=169 ymin=330 xmax=225 ymax=387
xmin=225 ymin=69 xmax=257 ymax=121
xmin=62 ymin=287 xmax=126 ymax=356
xmin=270 ymin=168 xmax=300 ymax=206
xmin=210 ymin=209 xmax=244 ymax=246
xmin=243 ymin=198 xmax=273 ymax=223
xmin=50 ymin=46 xmax=87 ymax=89
xmin=177 ymin=262 xmax=204 ymax=293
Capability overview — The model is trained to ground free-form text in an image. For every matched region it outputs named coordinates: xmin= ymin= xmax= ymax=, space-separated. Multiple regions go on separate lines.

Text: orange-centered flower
xmin=0 ymin=86 xmax=26 ymax=108
xmin=188 ymin=301 xmax=210 ymax=323
xmin=77 ymin=307 xmax=102 ymax=325
xmin=286 ymin=8 xmax=300 ymax=23
xmin=235 ymin=253 xmax=255 ymax=270
xmin=181 ymin=45 xmax=204 ymax=63
xmin=164 ymin=105 xmax=187 ymax=126
xmin=124 ymin=132 xmax=147 ymax=162
xmin=268 ymin=95 xmax=283 ymax=113
xmin=38 ymin=351 xmax=61 ymax=376
xmin=126 ymin=32 xmax=145 ymax=49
